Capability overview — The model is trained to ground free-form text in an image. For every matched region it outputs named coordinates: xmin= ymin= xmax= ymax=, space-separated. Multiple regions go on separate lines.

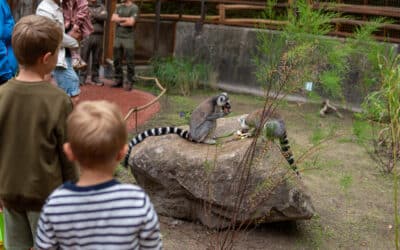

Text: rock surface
xmin=127 ymin=116 xmax=315 ymax=229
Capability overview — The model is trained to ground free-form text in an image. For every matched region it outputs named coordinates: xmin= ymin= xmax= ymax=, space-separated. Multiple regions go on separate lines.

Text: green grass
xmin=339 ymin=174 xmax=353 ymax=191
xmin=296 ymin=215 xmax=334 ymax=250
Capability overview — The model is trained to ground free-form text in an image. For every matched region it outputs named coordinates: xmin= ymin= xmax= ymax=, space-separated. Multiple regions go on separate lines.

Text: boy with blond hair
xmin=36 ymin=100 xmax=163 ymax=249
xmin=0 ymin=15 xmax=78 ymax=249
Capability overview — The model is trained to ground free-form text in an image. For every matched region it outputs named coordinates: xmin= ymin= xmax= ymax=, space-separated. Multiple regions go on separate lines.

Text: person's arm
xmin=0 ymin=1 xmax=14 ymax=43
xmin=92 ymin=5 xmax=107 ymax=21
xmin=73 ymin=0 xmax=90 ymax=31
xmin=36 ymin=5 xmax=78 ymax=48
xmin=62 ymin=33 xmax=79 ymax=48
xmin=118 ymin=16 xmax=135 ymax=27
xmin=139 ymin=195 xmax=162 ymax=249
xmin=120 ymin=5 xmax=138 ymax=27
xmin=36 ymin=4 xmax=55 ymax=20
xmin=111 ymin=13 xmax=121 ymax=23
xmin=58 ymin=98 xmax=79 ymax=183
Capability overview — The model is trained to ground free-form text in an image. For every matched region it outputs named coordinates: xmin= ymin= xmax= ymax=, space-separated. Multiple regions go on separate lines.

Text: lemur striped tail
xmin=279 ymin=132 xmax=300 ymax=176
xmin=123 ymin=127 xmax=191 ymax=167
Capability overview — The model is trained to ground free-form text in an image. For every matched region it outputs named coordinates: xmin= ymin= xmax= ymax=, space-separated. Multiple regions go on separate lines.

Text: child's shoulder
xmin=36 ymin=80 xmax=71 ymax=100
xmin=44 ymin=183 xmax=73 ymax=204
xmin=115 ymin=183 xmax=146 ymax=194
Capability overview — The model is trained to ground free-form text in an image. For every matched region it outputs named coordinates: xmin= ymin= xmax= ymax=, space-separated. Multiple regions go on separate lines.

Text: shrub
xmin=150 ymin=56 xmax=214 ymax=96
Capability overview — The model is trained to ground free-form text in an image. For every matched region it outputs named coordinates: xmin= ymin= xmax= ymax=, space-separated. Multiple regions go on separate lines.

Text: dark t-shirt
xmin=115 ymin=3 xmax=138 ymax=39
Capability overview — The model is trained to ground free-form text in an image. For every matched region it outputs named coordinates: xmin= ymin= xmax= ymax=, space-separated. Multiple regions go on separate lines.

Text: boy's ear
xmin=42 ymin=52 xmax=53 ymax=64
xmin=63 ymin=143 xmax=77 ymax=162
xmin=116 ymin=144 xmax=128 ymax=162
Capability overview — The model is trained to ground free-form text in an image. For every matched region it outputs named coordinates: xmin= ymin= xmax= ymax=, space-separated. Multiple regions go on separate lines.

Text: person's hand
xmin=68 ymin=29 xmax=82 ymax=41
xmin=65 ymin=20 xmax=71 ymax=30
xmin=112 ymin=13 xmax=121 ymax=23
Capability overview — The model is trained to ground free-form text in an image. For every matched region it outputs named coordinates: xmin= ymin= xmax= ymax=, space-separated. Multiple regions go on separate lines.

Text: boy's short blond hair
xmin=12 ymin=15 xmax=62 ymax=66
xmin=67 ymin=101 xmax=128 ymax=166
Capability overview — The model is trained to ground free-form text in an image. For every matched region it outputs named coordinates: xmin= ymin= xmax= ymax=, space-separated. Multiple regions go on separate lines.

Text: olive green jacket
xmin=0 ymin=79 xmax=78 ymax=211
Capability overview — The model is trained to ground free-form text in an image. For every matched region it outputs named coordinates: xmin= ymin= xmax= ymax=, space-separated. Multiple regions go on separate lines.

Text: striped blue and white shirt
xmin=35 ymin=179 xmax=162 ymax=250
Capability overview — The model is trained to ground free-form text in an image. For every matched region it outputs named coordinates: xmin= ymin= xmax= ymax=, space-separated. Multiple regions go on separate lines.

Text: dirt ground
xmin=116 ymin=90 xmax=398 ymax=250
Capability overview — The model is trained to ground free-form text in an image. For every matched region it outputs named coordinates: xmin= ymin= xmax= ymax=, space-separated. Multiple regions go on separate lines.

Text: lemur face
xmin=216 ymin=92 xmax=231 ymax=114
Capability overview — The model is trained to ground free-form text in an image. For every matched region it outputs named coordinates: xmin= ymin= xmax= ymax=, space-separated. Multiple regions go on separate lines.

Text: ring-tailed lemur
xmin=238 ymin=108 xmax=300 ymax=176
xmin=123 ymin=92 xmax=231 ymax=167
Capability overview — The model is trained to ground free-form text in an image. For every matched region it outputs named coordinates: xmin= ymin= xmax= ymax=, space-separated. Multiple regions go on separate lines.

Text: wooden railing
xmin=136 ymin=0 xmax=400 ymax=43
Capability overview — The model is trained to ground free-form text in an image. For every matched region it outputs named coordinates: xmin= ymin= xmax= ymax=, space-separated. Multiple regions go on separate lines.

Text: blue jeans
xmin=53 ymin=57 xmax=80 ymax=97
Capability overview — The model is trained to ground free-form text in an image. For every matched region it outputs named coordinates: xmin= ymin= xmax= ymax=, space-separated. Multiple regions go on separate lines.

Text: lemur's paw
xmin=236 ymin=130 xmax=251 ymax=139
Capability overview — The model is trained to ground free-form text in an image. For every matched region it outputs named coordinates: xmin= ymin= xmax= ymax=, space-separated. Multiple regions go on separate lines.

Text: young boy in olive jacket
xmin=0 ymin=15 xmax=78 ymax=249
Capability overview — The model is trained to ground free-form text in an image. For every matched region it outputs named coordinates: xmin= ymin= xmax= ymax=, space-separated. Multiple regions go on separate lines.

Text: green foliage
xmin=320 ymin=70 xmax=343 ymax=98
xmin=345 ymin=17 xmax=390 ymax=93
xmin=373 ymin=51 xmax=400 ymax=248
xmin=282 ymin=0 xmax=349 ymax=100
xmin=352 ymin=119 xmax=373 ymax=143
xmin=340 ymin=174 xmax=353 ymax=191
xmin=150 ymin=56 xmax=213 ymax=96
xmin=285 ymin=0 xmax=337 ymax=37
xmin=360 ymin=90 xmax=389 ymax=122
xmin=377 ymin=51 xmax=400 ymax=123
xmin=296 ymin=215 xmax=334 ymax=249
xmin=310 ymin=127 xmax=325 ymax=146
xmin=253 ymin=31 xmax=287 ymax=89
xmin=254 ymin=0 xmax=350 ymax=100
xmin=254 ymin=0 xmax=391 ymax=103
xmin=260 ymin=0 xmax=280 ymax=20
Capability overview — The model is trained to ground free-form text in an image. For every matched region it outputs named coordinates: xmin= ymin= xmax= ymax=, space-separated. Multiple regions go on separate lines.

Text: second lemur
xmin=239 ymin=108 xmax=300 ymax=176
xmin=123 ymin=92 xmax=231 ymax=167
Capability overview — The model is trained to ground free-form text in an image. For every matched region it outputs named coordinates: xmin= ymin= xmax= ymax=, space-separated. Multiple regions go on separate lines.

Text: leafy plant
xmin=357 ymin=48 xmax=400 ymax=174
xmin=150 ymin=56 xmax=214 ymax=96
xmin=345 ymin=17 xmax=390 ymax=96
xmin=374 ymin=51 xmax=400 ymax=249
xmin=355 ymin=48 xmax=400 ymax=248
xmin=255 ymin=0 xmax=351 ymax=101
xmin=352 ymin=119 xmax=373 ymax=143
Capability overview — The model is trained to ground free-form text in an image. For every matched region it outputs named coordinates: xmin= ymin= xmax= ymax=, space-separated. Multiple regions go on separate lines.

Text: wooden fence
xmin=135 ymin=0 xmax=400 ymax=43
xmin=7 ymin=0 xmax=399 ymax=63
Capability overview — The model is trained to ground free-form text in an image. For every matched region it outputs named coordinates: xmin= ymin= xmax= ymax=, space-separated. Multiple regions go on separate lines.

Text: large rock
xmin=127 ymin=116 xmax=315 ymax=229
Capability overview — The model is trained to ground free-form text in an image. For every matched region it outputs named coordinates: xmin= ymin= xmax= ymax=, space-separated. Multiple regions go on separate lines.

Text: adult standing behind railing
xmin=80 ymin=0 xmax=108 ymax=86
xmin=111 ymin=0 xmax=138 ymax=91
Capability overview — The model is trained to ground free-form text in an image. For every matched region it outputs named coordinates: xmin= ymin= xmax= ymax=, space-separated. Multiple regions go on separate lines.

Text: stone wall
xmin=174 ymin=22 xmax=263 ymax=88
xmin=173 ymin=22 xmax=398 ymax=106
